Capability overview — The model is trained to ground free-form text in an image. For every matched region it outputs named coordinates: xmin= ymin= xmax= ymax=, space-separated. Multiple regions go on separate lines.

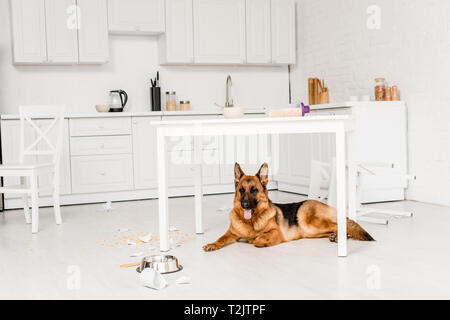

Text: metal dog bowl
xmin=136 ymin=255 xmax=183 ymax=274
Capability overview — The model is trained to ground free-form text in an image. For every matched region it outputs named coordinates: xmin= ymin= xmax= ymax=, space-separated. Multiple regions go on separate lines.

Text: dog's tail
xmin=347 ymin=219 xmax=375 ymax=241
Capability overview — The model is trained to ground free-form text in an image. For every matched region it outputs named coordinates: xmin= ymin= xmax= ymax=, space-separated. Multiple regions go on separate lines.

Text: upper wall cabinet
xmin=193 ymin=0 xmax=246 ymax=64
xmin=158 ymin=0 xmax=194 ymax=64
xmin=45 ymin=0 xmax=79 ymax=64
xmin=10 ymin=0 xmax=47 ymax=64
xmin=162 ymin=0 xmax=297 ymax=66
xmin=10 ymin=0 xmax=109 ymax=65
xmin=271 ymin=0 xmax=296 ymax=65
xmin=108 ymin=0 xmax=165 ymax=35
xmin=246 ymin=0 xmax=271 ymax=64
xmin=77 ymin=0 xmax=109 ymax=63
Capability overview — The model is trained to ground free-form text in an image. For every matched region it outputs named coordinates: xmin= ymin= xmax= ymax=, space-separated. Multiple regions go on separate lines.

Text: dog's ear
xmin=234 ymin=163 xmax=245 ymax=186
xmin=256 ymin=163 xmax=269 ymax=187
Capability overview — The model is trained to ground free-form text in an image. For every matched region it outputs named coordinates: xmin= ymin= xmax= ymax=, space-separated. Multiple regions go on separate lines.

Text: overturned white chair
xmin=308 ymin=159 xmax=414 ymax=225
xmin=0 ymin=105 xmax=65 ymax=233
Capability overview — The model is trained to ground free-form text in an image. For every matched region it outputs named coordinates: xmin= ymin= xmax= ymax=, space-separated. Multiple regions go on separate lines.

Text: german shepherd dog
xmin=203 ymin=163 xmax=374 ymax=251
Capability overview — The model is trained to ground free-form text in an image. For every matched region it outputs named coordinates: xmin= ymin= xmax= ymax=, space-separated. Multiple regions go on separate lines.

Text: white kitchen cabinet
xmin=275 ymin=133 xmax=328 ymax=191
xmin=271 ymin=0 xmax=296 ymax=65
xmin=10 ymin=0 xmax=109 ymax=65
xmin=159 ymin=0 xmax=194 ymax=65
xmin=219 ymin=114 xmax=273 ymax=186
xmin=246 ymin=0 xmax=271 ymax=64
xmin=71 ymin=154 xmax=134 ymax=193
xmin=10 ymin=0 xmax=47 ymax=64
xmin=220 ymin=135 xmax=273 ymax=186
xmin=77 ymin=0 xmax=109 ymax=64
xmin=69 ymin=117 xmax=132 ymax=136
xmin=45 ymin=0 xmax=79 ymax=64
xmin=276 ymin=102 xmax=408 ymax=203
xmin=133 ymin=115 xmax=220 ymax=188
xmin=168 ymin=148 xmax=221 ymax=187
xmin=71 ymin=136 xmax=132 ymax=156
xmin=193 ymin=0 xmax=246 ymax=64
xmin=69 ymin=116 xmax=134 ymax=194
xmin=108 ymin=0 xmax=165 ymax=35
xmin=132 ymin=117 xmax=160 ymax=190
xmin=165 ymin=115 xmax=220 ymax=186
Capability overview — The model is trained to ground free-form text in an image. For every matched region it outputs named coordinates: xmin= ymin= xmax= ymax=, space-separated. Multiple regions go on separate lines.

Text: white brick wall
xmin=291 ymin=0 xmax=450 ymax=206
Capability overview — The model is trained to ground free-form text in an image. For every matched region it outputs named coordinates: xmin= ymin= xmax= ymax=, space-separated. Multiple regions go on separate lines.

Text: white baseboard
xmin=4 ymin=180 xmax=403 ymax=210
xmin=4 ymin=182 xmax=278 ymax=210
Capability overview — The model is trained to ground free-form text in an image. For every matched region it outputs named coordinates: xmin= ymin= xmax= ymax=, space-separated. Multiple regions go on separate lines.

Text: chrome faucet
xmin=225 ymin=75 xmax=234 ymax=108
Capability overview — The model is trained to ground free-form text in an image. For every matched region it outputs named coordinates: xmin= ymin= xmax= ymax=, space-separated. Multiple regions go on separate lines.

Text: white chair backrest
xmin=19 ymin=105 xmax=66 ymax=165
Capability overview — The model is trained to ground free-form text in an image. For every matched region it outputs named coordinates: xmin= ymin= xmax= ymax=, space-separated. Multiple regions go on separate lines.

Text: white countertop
xmin=0 ymin=108 xmax=266 ymax=120
xmin=2 ymin=102 xmax=403 ymax=120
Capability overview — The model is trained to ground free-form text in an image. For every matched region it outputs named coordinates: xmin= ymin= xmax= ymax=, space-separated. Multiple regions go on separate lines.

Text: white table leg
xmin=347 ymin=129 xmax=357 ymax=221
xmin=157 ymin=131 xmax=170 ymax=252
xmin=336 ymin=129 xmax=348 ymax=257
xmin=193 ymin=136 xmax=203 ymax=234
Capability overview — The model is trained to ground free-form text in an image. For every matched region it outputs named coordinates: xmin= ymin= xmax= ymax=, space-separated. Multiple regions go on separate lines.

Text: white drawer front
xmin=70 ymin=117 xmax=132 ymax=136
xmin=167 ymin=148 xmax=220 ymax=186
xmin=71 ymin=154 xmax=134 ymax=193
xmin=71 ymin=136 xmax=132 ymax=156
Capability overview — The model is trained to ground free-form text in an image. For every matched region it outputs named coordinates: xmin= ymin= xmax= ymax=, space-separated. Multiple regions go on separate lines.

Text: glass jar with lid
xmin=374 ymin=78 xmax=386 ymax=101
xmin=165 ymin=91 xmax=177 ymax=111
xmin=180 ymin=100 xmax=190 ymax=111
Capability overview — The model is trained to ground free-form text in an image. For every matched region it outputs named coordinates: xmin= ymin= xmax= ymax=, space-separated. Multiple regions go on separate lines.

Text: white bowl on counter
xmin=95 ymin=105 xmax=110 ymax=113
xmin=222 ymin=106 xmax=244 ymax=119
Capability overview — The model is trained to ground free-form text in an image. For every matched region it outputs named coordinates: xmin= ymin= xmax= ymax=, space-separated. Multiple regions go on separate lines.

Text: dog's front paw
xmin=253 ymin=237 xmax=269 ymax=248
xmin=203 ymin=243 xmax=221 ymax=252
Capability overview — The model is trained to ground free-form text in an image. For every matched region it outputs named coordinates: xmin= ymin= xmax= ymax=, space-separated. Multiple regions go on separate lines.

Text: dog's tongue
xmin=244 ymin=209 xmax=253 ymax=220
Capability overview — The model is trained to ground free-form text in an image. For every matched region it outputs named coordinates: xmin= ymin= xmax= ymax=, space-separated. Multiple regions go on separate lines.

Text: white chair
xmin=352 ymin=163 xmax=414 ymax=225
xmin=0 ymin=105 xmax=65 ymax=233
xmin=308 ymin=160 xmax=332 ymax=203
xmin=308 ymin=159 xmax=414 ymax=225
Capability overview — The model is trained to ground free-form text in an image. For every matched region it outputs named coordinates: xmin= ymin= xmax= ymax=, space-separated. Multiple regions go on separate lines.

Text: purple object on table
xmin=300 ymin=102 xmax=311 ymax=116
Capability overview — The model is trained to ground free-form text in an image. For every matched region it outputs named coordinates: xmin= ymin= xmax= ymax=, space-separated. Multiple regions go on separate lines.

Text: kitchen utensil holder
xmin=151 ymin=87 xmax=161 ymax=111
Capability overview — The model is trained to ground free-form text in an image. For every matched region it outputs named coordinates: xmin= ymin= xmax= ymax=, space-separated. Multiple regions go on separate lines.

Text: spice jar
xmin=374 ymin=78 xmax=386 ymax=101
xmin=385 ymin=87 xmax=392 ymax=101
xmin=180 ymin=101 xmax=190 ymax=111
xmin=165 ymin=91 xmax=177 ymax=111
xmin=391 ymin=86 xmax=400 ymax=101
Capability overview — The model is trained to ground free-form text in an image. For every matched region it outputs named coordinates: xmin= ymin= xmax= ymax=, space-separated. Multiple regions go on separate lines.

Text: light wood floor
xmin=0 ymin=191 xmax=449 ymax=300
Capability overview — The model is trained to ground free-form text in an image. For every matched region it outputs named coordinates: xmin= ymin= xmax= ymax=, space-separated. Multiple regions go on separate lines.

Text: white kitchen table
xmin=152 ymin=116 xmax=356 ymax=257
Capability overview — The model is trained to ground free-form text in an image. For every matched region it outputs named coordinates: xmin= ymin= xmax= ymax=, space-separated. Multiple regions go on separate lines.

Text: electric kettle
xmin=109 ymin=90 xmax=128 ymax=112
